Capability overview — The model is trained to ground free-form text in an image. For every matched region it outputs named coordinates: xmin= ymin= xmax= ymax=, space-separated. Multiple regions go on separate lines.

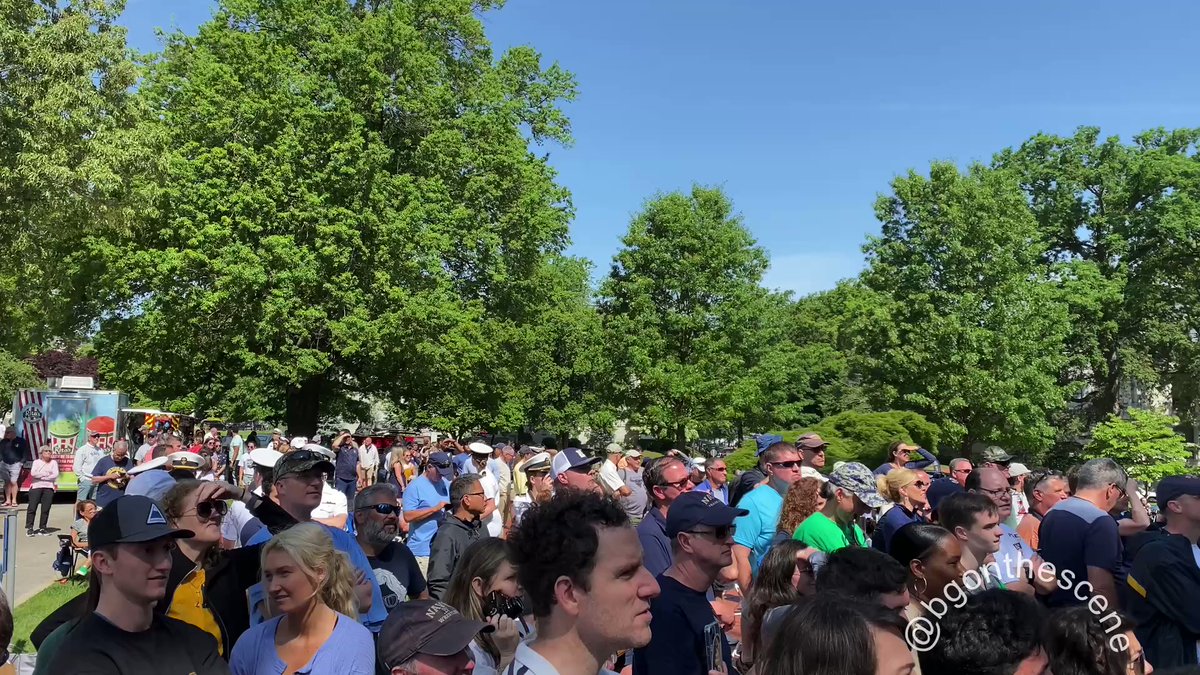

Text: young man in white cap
xmin=468 ymin=441 xmax=502 ymax=537
xmin=510 ymin=452 xmax=553 ymax=527
xmin=43 ymin=495 xmax=226 ymax=674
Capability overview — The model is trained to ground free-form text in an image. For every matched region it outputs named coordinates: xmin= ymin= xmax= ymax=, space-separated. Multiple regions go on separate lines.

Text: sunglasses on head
xmin=357 ymin=503 xmax=400 ymax=515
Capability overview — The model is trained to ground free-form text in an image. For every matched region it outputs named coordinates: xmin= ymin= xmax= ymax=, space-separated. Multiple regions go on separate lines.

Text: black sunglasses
xmin=189 ymin=500 xmax=228 ymax=520
xmin=357 ymin=503 xmax=400 ymax=515
xmin=685 ymin=524 xmax=737 ymax=539
xmin=769 ymin=460 xmax=803 ymax=469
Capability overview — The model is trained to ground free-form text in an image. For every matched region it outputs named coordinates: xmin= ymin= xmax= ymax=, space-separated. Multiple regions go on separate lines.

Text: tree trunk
xmin=736 ymin=422 xmax=744 ymax=445
xmin=285 ymin=375 xmax=322 ymax=437
xmin=674 ymin=423 xmax=686 ymax=452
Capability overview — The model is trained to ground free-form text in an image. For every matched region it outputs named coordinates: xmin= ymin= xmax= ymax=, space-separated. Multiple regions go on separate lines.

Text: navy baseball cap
xmin=89 ymin=495 xmax=193 ymax=548
xmin=755 ymin=434 xmax=784 ymax=457
xmin=1157 ymin=476 xmax=1200 ymax=507
xmin=428 ymin=451 xmax=454 ymax=481
xmin=928 ymin=479 xmax=964 ymax=515
xmin=666 ymin=491 xmax=748 ymax=538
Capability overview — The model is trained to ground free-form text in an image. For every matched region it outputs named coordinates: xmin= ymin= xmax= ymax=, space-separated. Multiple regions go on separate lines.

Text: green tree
xmin=995 ymin=127 xmax=1200 ymax=430
xmin=88 ymin=0 xmax=577 ymax=434
xmin=0 ymin=351 xmax=41 ymax=402
xmin=854 ymin=162 xmax=1071 ymax=454
xmin=1082 ymin=409 xmax=1192 ymax=484
xmin=598 ymin=185 xmax=793 ymax=449
xmin=0 ymin=0 xmax=142 ymax=353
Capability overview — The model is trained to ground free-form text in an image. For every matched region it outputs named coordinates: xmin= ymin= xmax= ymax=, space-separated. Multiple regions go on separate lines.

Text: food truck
xmin=11 ymin=386 xmax=130 ymax=492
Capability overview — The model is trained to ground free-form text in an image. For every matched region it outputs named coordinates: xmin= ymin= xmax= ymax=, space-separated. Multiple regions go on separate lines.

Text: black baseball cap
xmin=378 ymin=600 xmax=493 ymax=669
xmin=665 ymin=491 xmax=748 ymax=538
xmin=88 ymin=495 xmax=194 ymax=548
xmin=273 ymin=448 xmax=335 ymax=483
xmin=1157 ymin=476 xmax=1200 ymax=507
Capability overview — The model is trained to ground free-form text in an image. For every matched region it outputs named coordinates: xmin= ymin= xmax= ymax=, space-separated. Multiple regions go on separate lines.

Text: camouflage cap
xmin=980 ymin=445 xmax=1013 ymax=463
xmin=828 ymin=461 xmax=888 ymax=509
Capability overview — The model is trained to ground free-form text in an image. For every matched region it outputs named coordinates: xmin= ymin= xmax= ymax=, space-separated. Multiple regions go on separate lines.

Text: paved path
xmin=0 ymin=500 xmax=78 ymax=605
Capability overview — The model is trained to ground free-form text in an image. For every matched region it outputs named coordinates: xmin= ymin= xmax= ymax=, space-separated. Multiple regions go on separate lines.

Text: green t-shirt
xmin=793 ymin=512 xmax=866 ymax=553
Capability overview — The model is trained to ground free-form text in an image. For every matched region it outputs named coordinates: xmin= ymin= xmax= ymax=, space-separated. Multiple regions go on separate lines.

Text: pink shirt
xmin=29 ymin=459 xmax=59 ymax=490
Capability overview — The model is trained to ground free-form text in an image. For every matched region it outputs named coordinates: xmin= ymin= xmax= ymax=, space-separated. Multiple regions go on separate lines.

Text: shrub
xmin=1083 ymin=409 xmax=1193 ymax=484
xmin=727 ymin=410 xmax=942 ymax=474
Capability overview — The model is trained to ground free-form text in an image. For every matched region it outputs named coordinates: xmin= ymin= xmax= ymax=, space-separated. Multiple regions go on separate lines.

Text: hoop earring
xmin=914 ymin=576 xmax=928 ymax=598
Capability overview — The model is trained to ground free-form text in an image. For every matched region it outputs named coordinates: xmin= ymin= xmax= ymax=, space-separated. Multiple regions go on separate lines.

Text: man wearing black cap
xmin=378 ymin=599 xmax=494 ymax=674
xmin=243 ymin=448 xmax=386 ymax=633
xmin=633 ymin=491 xmax=745 ymax=675
xmin=1126 ymin=475 xmax=1200 ymax=669
xmin=43 ymin=495 xmax=228 ymax=674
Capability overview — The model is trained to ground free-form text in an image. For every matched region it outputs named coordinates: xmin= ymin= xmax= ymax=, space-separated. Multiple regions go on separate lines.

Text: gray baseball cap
xmin=829 ymin=462 xmax=888 ymax=509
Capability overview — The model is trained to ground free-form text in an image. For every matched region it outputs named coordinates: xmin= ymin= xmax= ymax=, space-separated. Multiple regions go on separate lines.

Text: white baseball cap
xmin=1009 ymin=462 xmax=1031 ymax=477
xmin=249 ymin=447 xmax=283 ymax=468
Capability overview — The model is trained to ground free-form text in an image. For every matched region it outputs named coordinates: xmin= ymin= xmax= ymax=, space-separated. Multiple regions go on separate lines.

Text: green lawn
xmin=12 ymin=582 xmax=84 ymax=654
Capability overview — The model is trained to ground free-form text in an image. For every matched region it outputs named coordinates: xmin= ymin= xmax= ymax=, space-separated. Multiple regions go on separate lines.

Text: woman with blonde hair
xmin=775 ymin=477 xmax=833 ymax=545
xmin=870 ymin=468 xmax=930 ymax=554
xmin=443 ymin=538 xmax=524 ymax=674
xmin=229 ymin=523 xmax=374 ymax=675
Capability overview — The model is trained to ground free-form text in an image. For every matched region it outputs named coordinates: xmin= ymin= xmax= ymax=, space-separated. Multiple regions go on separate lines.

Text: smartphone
xmin=703 ymin=621 xmax=723 ymax=672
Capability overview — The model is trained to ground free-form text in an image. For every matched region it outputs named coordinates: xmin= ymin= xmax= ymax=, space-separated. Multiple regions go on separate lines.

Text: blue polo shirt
xmin=636 ymin=508 xmax=672 ymax=578
xmin=401 ymin=474 xmax=451 ymax=557
xmin=1038 ymin=496 xmax=1122 ymax=607
xmin=733 ymin=484 xmax=783 ymax=573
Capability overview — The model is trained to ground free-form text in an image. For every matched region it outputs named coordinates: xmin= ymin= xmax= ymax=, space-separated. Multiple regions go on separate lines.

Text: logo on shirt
xmin=146 ymin=503 xmax=167 ymax=525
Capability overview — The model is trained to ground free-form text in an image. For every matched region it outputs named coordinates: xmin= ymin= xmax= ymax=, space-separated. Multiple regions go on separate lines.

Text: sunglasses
xmin=662 ymin=476 xmax=692 ymax=491
xmin=769 ymin=460 xmax=803 ymax=469
xmin=685 ymin=524 xmax=737 ymax=539
xmin=912 ymin=480 xmax=930 ymax=489
xmin=357 ymin=503 xmax=400 ymax=515
xmin=708 ymin=466 xmax=727 ymax=473
xmin=190 ymin=500 xmax=228 ymax=520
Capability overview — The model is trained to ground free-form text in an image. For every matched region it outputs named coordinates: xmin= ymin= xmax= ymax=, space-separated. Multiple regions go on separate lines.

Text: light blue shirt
xmin=693 ymin=481 xmax=728 ymax=504
xmin=401 ymin=474 xmax=451 ymax=557
xmin=732 ymin=484 xmax=784 ymax=573
xmin=453 ymin=452 xmax=475 ymax=475
xmin=246 ymin=523 xmax=387 ymax=632
xmin=229 ymin=613 xmax=374 ymax=675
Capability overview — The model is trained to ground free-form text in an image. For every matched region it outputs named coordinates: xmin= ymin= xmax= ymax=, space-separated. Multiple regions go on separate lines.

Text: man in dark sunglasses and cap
xmin=242 ymin=448 xmax=386 ymax=633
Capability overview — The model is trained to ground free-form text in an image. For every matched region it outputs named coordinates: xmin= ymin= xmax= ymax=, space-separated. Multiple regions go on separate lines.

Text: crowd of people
xmin=6 ymin=424 xmax=1200 ymax=675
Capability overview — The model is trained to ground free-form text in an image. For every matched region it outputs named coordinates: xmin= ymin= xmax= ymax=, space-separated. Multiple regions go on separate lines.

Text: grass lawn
xmin=12 ymin=582 xmax=84 ymax=654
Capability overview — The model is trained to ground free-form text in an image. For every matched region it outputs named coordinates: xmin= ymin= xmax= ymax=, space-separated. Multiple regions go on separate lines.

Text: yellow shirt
xmin=166 ymin=566 xmax=224 ymax=655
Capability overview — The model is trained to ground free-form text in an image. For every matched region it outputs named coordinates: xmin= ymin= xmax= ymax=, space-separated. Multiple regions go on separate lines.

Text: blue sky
xmin=118 ymin=0 xmax=1200 ymax=297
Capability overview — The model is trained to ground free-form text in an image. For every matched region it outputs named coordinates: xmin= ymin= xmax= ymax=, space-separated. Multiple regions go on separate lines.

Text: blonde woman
xmin=870 ymin=468 xmax=930 ymax=554
xmin=229 ymin=523 xmax=374 ymax=675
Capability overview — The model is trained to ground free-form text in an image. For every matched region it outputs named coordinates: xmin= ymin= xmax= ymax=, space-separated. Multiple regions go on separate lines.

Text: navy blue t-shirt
xmin=1037 ymin=496 xmax=1122 ymax=607
xmin=335 ymin=447 xmax=359 ymax=482
xmin=631 ymin=574 xmax=732 ymax=675
xmin=92 ymin=455 xmax=133 ymax=507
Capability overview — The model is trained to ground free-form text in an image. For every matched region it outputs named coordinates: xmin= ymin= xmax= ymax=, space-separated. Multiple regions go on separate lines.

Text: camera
xmin=483 ymin=591 xmax=524 ymax=620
